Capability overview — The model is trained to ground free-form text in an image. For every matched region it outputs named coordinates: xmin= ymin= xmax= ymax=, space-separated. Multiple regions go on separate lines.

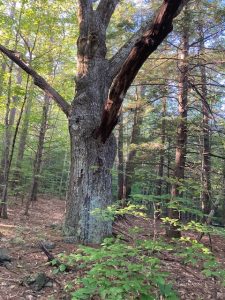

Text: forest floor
xmin=0 ymin=197 xmax=225 ymax=300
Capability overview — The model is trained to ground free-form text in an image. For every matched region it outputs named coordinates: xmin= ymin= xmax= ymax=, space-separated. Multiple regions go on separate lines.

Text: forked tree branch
xmin=94 ymin=0 xmax=190 ymax=142
xmin=96 ymin=0 xmax=120 ymax=28
xmin=0 ymin=45 xmax=71 ymax=117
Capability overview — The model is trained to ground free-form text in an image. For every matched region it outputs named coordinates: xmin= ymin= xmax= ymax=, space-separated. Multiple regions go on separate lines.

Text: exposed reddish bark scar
xmin=105 ymin=99 xmax=114 ymax=111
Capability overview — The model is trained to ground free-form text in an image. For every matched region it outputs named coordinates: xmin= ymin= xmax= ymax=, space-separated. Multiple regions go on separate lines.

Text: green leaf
xmin=59 ymin=264 xmax=67 ymax=272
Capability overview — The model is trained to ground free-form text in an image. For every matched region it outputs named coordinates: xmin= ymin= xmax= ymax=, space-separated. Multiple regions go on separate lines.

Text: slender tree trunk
xmin=222 ymin=164 xmax=225 ymax=226
xmin=0 ymin=63 xmax=13 ymax=218
xmin=0 ymin=89 xmax=19 ymax=169
xmin=26 ymin=94 xmax=50 ymax=209
xmin=0 ymin=3 xmax=24 ymax=216
xmin=199 ymin=25 xmax=211 ymax=216
xmin=0 ymin=68 xmax=21 ymax=189
xmin=59 ymin=150 xmax=68 ymax=199
xmin=0 ymin=66 xmax=24 ymax=216
xmin=0 ymin=62 xmax=8 ymax=193
xmin=117 ymin=114 xmax=125 ymax=200
xmin=166 ymin=9 xmax=189 ymax=238
xmin=124 ymin=87 xmax=144 ymax=200
xmin=13 ymin=89 xmax=32 ymax=189
xmin=155 ymin=96 xmax=167 ymax=219
xmin=166 ymin=137 xmax=171 ymax=195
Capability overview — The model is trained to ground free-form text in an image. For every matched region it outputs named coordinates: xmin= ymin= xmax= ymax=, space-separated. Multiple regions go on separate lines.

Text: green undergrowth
xmin=51 ymin=202 xmax=225 ymax=299
xmin=52 ymin=235 xmax=225 ymax=300
xmin=57 ymin=237 xmax=179 ymax=300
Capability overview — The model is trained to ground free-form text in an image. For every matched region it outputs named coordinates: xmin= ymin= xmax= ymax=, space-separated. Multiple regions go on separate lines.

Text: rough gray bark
xmin=166 ymin=7 xmax=189 ymax=238
xmin=64 ymin=5 xmax=117 ymax=243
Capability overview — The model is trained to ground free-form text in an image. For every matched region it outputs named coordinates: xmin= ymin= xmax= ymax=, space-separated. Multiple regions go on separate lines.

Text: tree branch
xmin=78 ymin=0 xmax=93 ymax=27
xmin=96 ymin=0 xmax=119 ymax=28
xmin=0 ymin=45 xmax=71 ymax=117
xmin=94 ymin=0 xmax=190 ymax=142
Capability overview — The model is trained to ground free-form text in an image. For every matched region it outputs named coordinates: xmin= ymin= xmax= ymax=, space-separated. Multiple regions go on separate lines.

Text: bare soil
xmin=0 ymin=197 xmax=225 ymax=300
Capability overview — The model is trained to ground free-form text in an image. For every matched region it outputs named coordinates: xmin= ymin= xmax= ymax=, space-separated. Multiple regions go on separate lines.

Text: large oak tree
xmin=0 ymin=0 xmax=189 ymax=244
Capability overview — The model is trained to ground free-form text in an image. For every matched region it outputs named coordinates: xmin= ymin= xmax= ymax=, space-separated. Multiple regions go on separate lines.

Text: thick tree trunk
xmin=166 ymin=10 xmax=189 ymax=238
xmin=63 ymin=4 xmax=117 ymax=244
xmin=64 ymin=66 xmax=116 ymax=243
xmin=117 ymin=114 xmax=125 ymax=200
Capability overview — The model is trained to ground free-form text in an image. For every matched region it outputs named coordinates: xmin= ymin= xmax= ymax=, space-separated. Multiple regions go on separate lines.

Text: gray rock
xmin=32 ymin=273 xmax=48 ymax=291
xmin=23 ymin=272 xmax=51 ymax=291
xmin=44 ymin=281 xmax=53 ymax=287
xmin=41 ymin=240 xmax=56 ymax=250
xmin=0 ymin=248 xmax=11 ymax=264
